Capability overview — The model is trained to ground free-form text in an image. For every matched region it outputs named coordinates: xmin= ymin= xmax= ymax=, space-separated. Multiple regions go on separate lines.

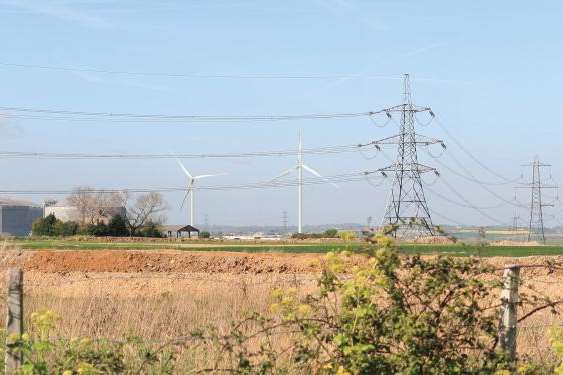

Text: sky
xmin=0 ymin=0 xmax=561 ymax=228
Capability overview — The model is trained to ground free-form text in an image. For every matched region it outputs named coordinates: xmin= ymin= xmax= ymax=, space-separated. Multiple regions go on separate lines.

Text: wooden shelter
xmin=173 ymin=225 xmax=200 ymax=238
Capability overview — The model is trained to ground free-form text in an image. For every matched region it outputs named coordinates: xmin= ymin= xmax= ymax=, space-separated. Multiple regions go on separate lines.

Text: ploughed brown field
xmin=0 ymin=249 xmax=562 ymax=364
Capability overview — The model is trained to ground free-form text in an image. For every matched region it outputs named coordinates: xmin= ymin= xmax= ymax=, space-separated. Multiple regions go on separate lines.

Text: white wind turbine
xmin=272 ymin=132 xmax=338 ymax=234
xmin=177 ymin=160 xmax=225 ymax=226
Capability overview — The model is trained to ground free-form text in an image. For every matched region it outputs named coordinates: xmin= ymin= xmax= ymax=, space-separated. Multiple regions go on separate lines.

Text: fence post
xmin=5 ymin=268 xmax=23 ymax=374
xmin=497 ymin=264 xmax=520 ymax=362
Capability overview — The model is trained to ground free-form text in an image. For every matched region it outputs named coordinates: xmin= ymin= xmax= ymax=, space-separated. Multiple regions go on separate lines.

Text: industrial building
xmin=44 ymin=203 xmax=126 ymax=224
xmin=0 ymin=197 xmax=43 ymax=236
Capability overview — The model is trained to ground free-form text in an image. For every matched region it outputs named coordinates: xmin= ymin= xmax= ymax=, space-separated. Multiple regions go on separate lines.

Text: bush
xmin=32 ymin=214 xmax=58 ymax=236
xmin=32 ymin=215 xmax=79 ymax=237
xmin=199 ymin=231 xmax=211 ymax=239
xmin=551 ymin=327 xmax=563 ymax=374
xmin=107 ymin=215 xmax=129 ymax=237
xmin=211 ymin=236 xmax=517 ymax=374
xmin=83 ymin=222 xmax=109 ymax=237
xmin=338 ymin=230 xmax=355 ymax=241
xmin=138 ymin=222 xmax=163 ymax=238
xmin=54 ymin=221 xmax=79 ymax=236
xmin=324 ymin=228 xmax=338 ymax=238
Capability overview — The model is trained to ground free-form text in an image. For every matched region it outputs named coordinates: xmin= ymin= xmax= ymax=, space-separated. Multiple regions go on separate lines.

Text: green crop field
xmin=9 ymin=238 xmax=563 ymax=257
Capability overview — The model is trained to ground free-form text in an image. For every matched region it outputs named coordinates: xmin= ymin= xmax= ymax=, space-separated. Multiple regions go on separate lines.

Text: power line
xmin=0 ymin=170 xmax=385 ymax=195
xmin=427 ymin=147 xmax=527 ymax=209
xmin=0 ymin=106 xmax=378 ymax=122
xmin=428 ymin=208 xmax=466 ymax=227
xmin=439 ymin=177 xmax=510 ymax=226
xmin=0 ymin=142 xmax=375 ymax=160
xmin=434 ymin=117 xmax=517 ymax=183
xmin=426 ymin=184 xmax=506 ymax=210
xmin=0 ymin=106 xmax=385 ymax=124
xmin=426 ymin=148 xmax=521 ymax=186
xmin=0 ymin=61 xmax=403 ymax=81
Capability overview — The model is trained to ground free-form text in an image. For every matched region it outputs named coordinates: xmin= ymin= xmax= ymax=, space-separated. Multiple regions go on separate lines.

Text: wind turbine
xmin=177 ymin=160 xmax=225 ymax=226
xmin=272 ymin=132 xmax=338 ymax=234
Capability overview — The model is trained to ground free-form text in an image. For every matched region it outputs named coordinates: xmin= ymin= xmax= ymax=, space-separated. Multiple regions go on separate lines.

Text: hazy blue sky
xmin=0 ymin=0 xmax=561 ymax=227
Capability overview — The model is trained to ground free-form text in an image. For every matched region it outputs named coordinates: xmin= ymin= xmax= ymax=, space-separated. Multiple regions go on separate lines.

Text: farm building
xmin=161 ymin=224 xmax=200 ymax=238
xmin=0 ymin=197 xmax=43 ymax=236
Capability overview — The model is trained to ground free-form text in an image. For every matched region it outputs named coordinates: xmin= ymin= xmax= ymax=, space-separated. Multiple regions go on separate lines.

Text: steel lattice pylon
xmin=517 ymin=157 xmax=557 ymax=243
xmin=377 ymin=74 xmax=444 ymax=239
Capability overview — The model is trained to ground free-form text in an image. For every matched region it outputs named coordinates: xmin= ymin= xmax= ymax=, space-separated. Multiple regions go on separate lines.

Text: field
xmin=11 ymin=237 xmax=563 ymax=257
xmin=0 ymin=240 xmax=562 ymax=370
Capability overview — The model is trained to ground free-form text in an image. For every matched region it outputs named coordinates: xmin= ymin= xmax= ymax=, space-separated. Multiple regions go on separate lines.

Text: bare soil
xmin=0 ymin=249 xmax=558 ymax=279
xmin=0 ymin=249 xmax=560 ymax=363
xmin=18 ymin=250 xmax=322 ymax=274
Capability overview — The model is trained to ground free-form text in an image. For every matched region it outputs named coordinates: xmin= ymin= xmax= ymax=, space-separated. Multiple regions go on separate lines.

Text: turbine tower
xmin=272 ymin=132 xmax=337 ymax=234
xmin=517 ymin=157 xmax=558 ymax=243
xmin=177 ymin=160 xmax=225 ymax=226
xmin=376 ymin=74 xmax=444 ymax=239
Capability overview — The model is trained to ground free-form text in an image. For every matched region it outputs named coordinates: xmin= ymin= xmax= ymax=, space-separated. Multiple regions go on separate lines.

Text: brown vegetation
xmin=0 ymin=248 xmax=560 ymax=366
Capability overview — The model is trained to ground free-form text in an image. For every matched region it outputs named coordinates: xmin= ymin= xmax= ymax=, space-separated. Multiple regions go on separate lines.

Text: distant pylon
xmin=511 ymin=215 xmax=519 ymax=232
xmin=282 ymin=210 xmax=288 ymax=233
xmin=517 ymin=157 xmax=558 ymax=243
xmin=377 ymin=74 xmax=444 ymax=239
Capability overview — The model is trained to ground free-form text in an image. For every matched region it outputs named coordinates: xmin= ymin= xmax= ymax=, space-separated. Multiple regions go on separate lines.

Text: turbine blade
xmin=193 ymin=172 xmax=228 ymax=180
xmin=271 ymin=166 xmax=296 ymax=181
xmin=179 ymin=188 xmax=191 ymax=209
xmin=302 ymin=164 xmax=322 ymax=178
xmin=176 ymin=159 xmax=192 ymax=179
xmin=302 ymin=164 xmax=339 ymax=188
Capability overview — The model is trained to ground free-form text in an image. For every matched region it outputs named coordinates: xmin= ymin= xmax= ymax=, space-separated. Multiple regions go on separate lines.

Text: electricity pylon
xmin=376 ymin=74 xmax=445 ymax=239
xmin=511 ymin=215 xmax=519 ymax=232
xmin=517 ymin=157 xmax=558 ymax=243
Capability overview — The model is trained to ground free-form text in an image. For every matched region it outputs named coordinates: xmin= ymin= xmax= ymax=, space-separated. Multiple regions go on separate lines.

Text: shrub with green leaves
xmin=551 ymin=327 xmax=563 ymax=375
xmin=213 ymin=235 xmax=514 ymax=374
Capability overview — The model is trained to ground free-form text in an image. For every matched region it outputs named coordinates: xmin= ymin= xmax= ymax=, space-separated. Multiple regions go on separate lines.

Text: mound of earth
xmin=0 ymin=249 xmax=560 ymax=278
xmin=21 ymin=250 xmax=324 ymax=274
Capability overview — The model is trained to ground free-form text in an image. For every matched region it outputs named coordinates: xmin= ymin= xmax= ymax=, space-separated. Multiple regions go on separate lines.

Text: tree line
xmin=33 ymin=187 xmax=167 ymax=237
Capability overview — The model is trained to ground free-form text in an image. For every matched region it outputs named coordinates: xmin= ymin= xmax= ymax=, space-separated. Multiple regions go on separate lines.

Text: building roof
xmin=0 ymin=196 xmax=41 ymax=207
xmin=178 ymin=225 xmax=200 ymax=232
xmin=161 ymin=225 xmax=200 ymax=232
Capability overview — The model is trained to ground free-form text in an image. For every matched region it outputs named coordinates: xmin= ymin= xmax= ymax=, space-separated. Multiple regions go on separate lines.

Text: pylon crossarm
xmin=383 ymin=104 xmax=433 ymax=113
xmin=412 ymin=134 xmax=444 ymax=146
xmin=378 ymin=163 xmax=438 ymax=174
xmin=372 ymin=134 xmax=443 ymax=146
xmin=515 ymin=184 xmax=558 ymax=189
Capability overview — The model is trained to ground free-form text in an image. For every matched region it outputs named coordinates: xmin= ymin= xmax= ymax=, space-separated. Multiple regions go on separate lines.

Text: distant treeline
xmin=32 ymin=214 xmax=163 ymax=238
xmin=291 ymin=228 xmax=356 ymax=240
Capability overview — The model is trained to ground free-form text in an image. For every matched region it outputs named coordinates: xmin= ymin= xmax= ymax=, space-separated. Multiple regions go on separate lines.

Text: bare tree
xmin=67 ymin=187 xmax=94 ymax=224
xmin=67 ymin=187 xmax=125 ymax=225
xmin=123 ymin=192 xmax=167 ymax=235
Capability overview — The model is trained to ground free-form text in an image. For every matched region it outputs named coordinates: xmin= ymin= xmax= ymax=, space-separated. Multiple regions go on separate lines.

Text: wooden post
xmin=5 ymin=268 xmax=23 ymax=374
xmin=497 ymin=265 xmax=520 ymax=362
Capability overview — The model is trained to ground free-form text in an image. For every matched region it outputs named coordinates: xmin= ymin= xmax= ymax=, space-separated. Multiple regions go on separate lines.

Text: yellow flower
xmin=270 ymin=303 xmax=281 ymax=313
xmin=297 ymin=304 xmax=311 ymax=316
